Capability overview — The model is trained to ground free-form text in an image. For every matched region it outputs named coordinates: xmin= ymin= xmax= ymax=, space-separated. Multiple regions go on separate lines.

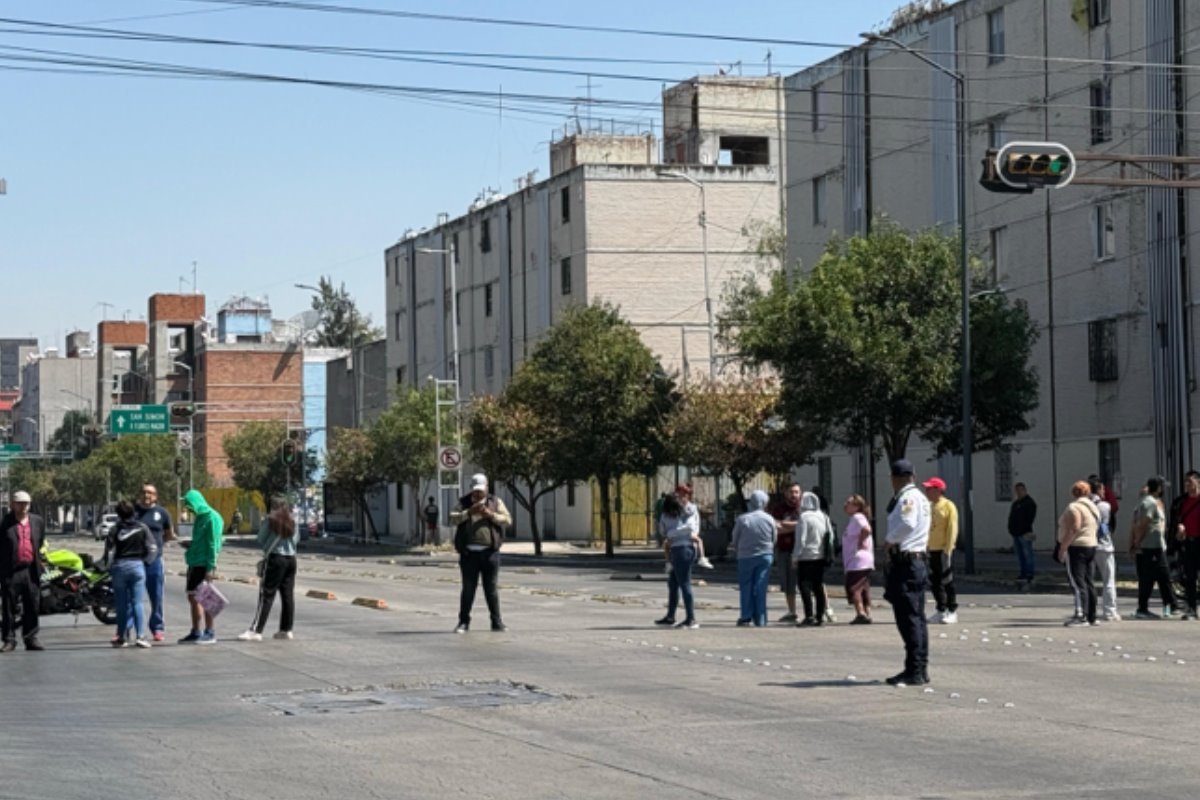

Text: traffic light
xmin=989 ymin=141 xmax=1076 ymax=192
xmin=170 ymin=403 xmax=196 ymax=418
xmin=281 ymin=438 xmax=297 ymax=465
xmin=174 ymin=456 xmax=184 ymax=476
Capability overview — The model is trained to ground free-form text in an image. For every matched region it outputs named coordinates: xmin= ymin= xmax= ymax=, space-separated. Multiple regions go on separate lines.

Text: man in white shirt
xmin=883 ymin=459 xmax=932 ymax=686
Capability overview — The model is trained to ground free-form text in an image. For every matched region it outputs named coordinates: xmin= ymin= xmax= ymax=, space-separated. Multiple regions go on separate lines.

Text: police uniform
xmin=883 ymin=461 xmax=932 ymax=685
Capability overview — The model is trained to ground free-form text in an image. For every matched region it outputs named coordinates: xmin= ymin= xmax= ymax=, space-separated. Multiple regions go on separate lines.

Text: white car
xmin=93 ymin=513 xmax=119 ymax=541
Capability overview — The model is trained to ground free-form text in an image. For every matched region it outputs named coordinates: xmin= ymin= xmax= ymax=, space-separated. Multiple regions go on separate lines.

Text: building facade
xmin=0 ymin=338 xmax=38 ymax=393
xmin=13 ymin=347 xmax=97 ymax=453
xmin=782 ymin=0 xmax=1195 ymax=547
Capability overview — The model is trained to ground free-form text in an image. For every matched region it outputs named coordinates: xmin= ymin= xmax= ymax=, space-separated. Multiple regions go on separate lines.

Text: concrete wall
xmin=14 ymin=355 xmax=97 ymax=452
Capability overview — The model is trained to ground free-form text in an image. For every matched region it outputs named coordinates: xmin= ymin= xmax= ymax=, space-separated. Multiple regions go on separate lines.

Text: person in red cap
xmin=923 ymin=477 xmax=959 ymax=624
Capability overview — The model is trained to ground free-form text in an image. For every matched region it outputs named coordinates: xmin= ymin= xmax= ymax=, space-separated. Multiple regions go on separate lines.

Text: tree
xmin=309 ymin=275 xmax=382 ymax=348
xmin=371 ymin=384 xmax=439 ymax=539
xmin=666 ymin=376 xmax=823 ymax=500
xmin=723 ymin=219 xmax=1038 ymax=463
xmin=92 ymin=434 xmax=203 ymax=502
xmin=224 ymin=422 xmax=311 ymax=501
xmin=323 ymin=427 xmax=387 ymax=538
xmin=467 ymin=394 xmax=569 ymax=556
xmin=509 ymin=304 xmax=676 ymax=557
xmin=47 ymin=410 xmax=99 ymax=460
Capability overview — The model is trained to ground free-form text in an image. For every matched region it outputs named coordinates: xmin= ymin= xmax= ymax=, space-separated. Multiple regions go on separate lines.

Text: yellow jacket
xmin=928 ymin=496 xmax=959 ymax=553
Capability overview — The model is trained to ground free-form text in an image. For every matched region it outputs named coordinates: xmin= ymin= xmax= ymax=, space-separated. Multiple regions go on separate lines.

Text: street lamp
xmin=296 ymin=283 xmax=357 ymax=428
xmin=174 ymin=361 xmax=195 ymax=487
xmin=656 ymin=170 xmax=716 ymax=380
xmin=862 ymin=32 xmax=975 ymax=573
xmin=415 ymin=244 xmax=461 ymax=395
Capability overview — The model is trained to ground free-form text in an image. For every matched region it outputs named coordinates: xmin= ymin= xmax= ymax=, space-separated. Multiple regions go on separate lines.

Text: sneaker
xmin=237 ymin=630 xmax=263 ymax=642
xmin=824 ymin=608 xmax=837 ymax=623
xmin=654 ymin=616 xmax=676 ymax=626
xmin=135 ymin=638 xmax=152 ymax=649
xmin=1135 ymin=609 xmax=1161 ymax=620
xmin=850 ymin=614 xmax=872 ymax=625
xmin=696 ymin=556 xmax=714 ymax=569
xmin=24 ymin=639 xmax=44 ymax=652
xmin=927 ymin=610 xmax=944 ymax=624
xmin=1089 ymin=620 xmax=1102 ymax=627
xmin=778 ymin=613 xmax=798 ymax=623
xmin=197 ymin=631 xmax=217 ymax=645
xmin=885 ymin=671 xmax=926 ymax=686
xmin=1103 ymin=612 xmax=1122 ymax=622
xmin=1163 ymin=607 xmax=1176 ymax=618
xmin=1186 ymin=608 xmax=1199 ymax=621
xmin=1064 ymin=618 xmax=1089 ymax=628
xmin=675 ymin=619 xmax=699 ymax=629
xmin=736 ymin=618 xmax=751 ymax=627
xmin=797 ymin=617 xmax=817 ymax=627
xmin=0 ymin=641 xmax=16 ymax=653
xmin=178 ymin=630 xmax=201 ymax=645
xmin=491 ymin=622 xmax=508 ymax=632
xmin=274 ymin=631 xmax=294 ymax=640
xmin=111 ymin=637 xmax=128 ymax=648
xmin=152 ymin=632 xmax=165 ymax=643
xmin=941 ymin=611 xmax=958 ymax=624
xmin=454 ymin=624 xmax=469 ymax=634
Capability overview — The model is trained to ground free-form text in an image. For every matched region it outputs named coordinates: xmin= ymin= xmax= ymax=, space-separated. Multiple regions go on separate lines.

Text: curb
xmin=352 ymin=597 xmax=389 ymax=610
xmin=306 ymin=590 xmax=338 ymax=601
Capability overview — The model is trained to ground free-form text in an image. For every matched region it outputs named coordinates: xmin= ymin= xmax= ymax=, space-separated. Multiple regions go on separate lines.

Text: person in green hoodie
xmin=179 ymin=490 xmax=224 ymax=645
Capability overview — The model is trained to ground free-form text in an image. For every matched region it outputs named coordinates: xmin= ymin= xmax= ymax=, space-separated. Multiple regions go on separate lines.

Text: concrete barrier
xmin=352 ymin=597 xmax=388 ymax=610
xmin=306 ymin=590 xmax=338 ymax=601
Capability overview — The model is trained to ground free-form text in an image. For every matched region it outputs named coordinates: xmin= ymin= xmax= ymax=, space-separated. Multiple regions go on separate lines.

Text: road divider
xmin=306 ymin=590 xmax=338 ymax=601
xmin=352 ymin=597 xmax=389 ymax=610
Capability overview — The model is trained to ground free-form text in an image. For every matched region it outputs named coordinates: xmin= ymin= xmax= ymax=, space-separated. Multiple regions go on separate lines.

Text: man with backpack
xmin=451 ymin=474 xmax=512 ymax=633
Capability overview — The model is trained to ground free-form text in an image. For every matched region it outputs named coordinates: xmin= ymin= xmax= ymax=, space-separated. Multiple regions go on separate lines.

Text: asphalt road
xmin=3 ymin=535 xmax=1200 ymax=799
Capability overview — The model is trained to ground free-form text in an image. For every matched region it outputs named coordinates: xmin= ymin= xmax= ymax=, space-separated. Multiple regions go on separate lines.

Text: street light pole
xmin=864 ymin=33 xmax=974 ymax=573
xmin=657 ymin=170 xmax=715 ymax=380
xmin=174 ymin=361 xmax=195 ymax=487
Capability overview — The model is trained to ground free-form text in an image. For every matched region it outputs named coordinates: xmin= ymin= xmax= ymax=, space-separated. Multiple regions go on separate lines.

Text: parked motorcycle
xmin=13 ymin=547 xmax=117 ymax=626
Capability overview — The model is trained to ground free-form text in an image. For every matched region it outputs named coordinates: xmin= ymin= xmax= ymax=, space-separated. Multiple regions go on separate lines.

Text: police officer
xmin=883 ymin=459 xmax=932 ymax=686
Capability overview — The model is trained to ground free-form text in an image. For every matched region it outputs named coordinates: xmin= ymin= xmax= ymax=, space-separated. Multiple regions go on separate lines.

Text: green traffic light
xmin=1049 ymin=159 xmax=1064 ymax=174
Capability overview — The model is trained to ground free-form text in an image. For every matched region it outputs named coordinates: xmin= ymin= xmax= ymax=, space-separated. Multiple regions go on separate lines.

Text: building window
xmin=566 ymin=482 xmax=576 ymax=507
xmin=1092 ymin=202 xmax=1116 ymax=260
xmin=561 ymin=186 xmax=570 ymax=223
xmin=484 ymin=283 xmax=494 ymax=317
xmin=1088 ymin=318 xmax=1118 ymax=382
xmin=452 ymin=232 xmax=460 ymax=263
xmin=395 ymin=366 xmax=405 ymax=386
xmin=1090 ymin=81 xmax=1112 ymax=143
xmin=812 ymin=175 xmax=827 ymax=226
xmin=395 ymin=485 xmax=404 ymax=510
xmin=817 ymin=456 xmax=832 ymax=503
xmin=393 ymin=256 xmax=400 ymax=286
xmin=480 ymin=218 xmax=492 ymax=253
xmin=561 ymin=257 xmax=572 ymax=295
xmin=484 ymin=346 xmax=494 ymax=379
xmin=1090 ymin=0 xmax=1110 ymax=27
xmin=811 ymin=86 xmax=826 ymax=132
xmin=987 ymin=118 xmax=1006 ymax=150
xmin=393 ymin=311 xmax=401 ymax=341
xmin=987 ymin=9 xmax=1005 ymax=63
xmin=1099 ymin=438 xmax=1121 ymax=496
xmin=455 ymin=292 xmax=461 ymax=326
xmin=989 ymin=226 xmax=1007 ymax=284
xmin=994 ymin=447 xmax=1013 ymax=502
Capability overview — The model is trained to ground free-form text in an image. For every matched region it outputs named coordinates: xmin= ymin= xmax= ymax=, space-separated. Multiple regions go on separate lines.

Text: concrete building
xmin=781 ymin=0 xmax=1195 ymax=547
xmin=0 ymin=337 xmax=38 ymax=391
xmin=325 ymin=339 xmax=389 ymax=534
xmin=146 ymin=293 xmax=203 ymax=406
xmin=14 ymin=345 xmax=97 ymax=453
xmin=95 ymin=321 xmax=148 ymax=426
xmin=382 ymin=77 xmax=784 ymax=542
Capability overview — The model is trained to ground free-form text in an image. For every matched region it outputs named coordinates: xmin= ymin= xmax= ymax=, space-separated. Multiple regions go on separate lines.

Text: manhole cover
xmin=248 ymin=681 xmax=562 ymax=716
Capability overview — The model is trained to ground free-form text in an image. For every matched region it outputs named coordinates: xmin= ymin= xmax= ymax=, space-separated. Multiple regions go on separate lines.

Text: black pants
xmin=1182 ymin=539 xmax=1200 ymax=612
xmin=1 ymin=568 xmax=40 ymax=644
xmin=459 ymin=549 xmax=501 ymax=627
xmin=1136 ymin=548 xmax=1177 ymax=613
xmin=929 ymin=550 xmax=957 ymax=612
xmin=796 ymin=559 xmax=826 ymax=622
xmin=1066 ymin=546 xmax=1097 ymax=623
xmin=884 ymin=555 xmax=929 ymax=677
xmin=250 ymin=554 xmax=297 ymax=634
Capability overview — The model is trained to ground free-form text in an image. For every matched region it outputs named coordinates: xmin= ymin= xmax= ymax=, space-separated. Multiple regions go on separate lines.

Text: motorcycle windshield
xmin=46 ymin=549 xmax=85 ymax=572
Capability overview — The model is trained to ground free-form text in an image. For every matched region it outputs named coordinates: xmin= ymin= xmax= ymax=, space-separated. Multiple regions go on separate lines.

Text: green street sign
xmin=0 ymin=443 xmax=22 ymax=463
xmin=110 ymin=405 xmax=170 ymax=435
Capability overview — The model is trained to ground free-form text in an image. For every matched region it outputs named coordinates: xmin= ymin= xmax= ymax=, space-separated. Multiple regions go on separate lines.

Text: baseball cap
xmin=890 ymin=459 xmax=914 ymax=477
xmin=674 ymin=483 xmax=693 ymax=496
xmin=922 ymin=477 xmax=947 ymax=491
xmin=12 ymin=490 xmax=31 ymax=503
xmin=469 ymin=473 xmax=488 ymax=492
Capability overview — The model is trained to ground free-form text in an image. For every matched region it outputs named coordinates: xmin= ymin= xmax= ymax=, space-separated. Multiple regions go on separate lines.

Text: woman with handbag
xmin=237 ymin=497 xmax=298 ymax=642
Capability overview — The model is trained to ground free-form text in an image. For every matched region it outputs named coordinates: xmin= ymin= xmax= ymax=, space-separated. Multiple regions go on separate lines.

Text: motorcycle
xmin=13 ymin=547 xmax=117 ymax=626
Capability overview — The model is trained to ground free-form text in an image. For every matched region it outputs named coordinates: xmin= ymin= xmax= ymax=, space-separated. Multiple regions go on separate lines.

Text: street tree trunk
xmin=598 ymin=474 xmax=614 ymax=558
xmin=505 ymin=480 xmax=544 ymax=557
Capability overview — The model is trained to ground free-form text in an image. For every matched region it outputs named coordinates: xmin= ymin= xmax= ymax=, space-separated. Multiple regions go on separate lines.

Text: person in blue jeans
xmin=134 ymin=484 xmax=173 ymax=642
xmin=732 ymin=490 xmax=777 ymax=627
xmin=1007 ymin=483 xmax=1038 ymax=587
xmin=655 ymin=494 xmax=701 ymax=629
xmin=104 ymin=500 xmax=158 ymax=648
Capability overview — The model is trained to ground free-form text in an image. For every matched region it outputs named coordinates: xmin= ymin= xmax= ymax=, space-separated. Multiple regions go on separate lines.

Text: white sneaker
xmin=927 ymin=611 xmax=944 ymax=624
xmin=824 ymin=608 xmax=837 ymax=623
xmin=941 ymin=611 xmax=958 ymax=624
xmin=664 ymin=562 xmax=672 ymax=575
xmin=1103 ymin=612 xmax=1122 ymax=622
xmin=236 ymin=630 xmax=263 ymax=642
xmin=696 ymin=556 xmax=714 ymax=569
xmin=273 ymin=631 xmax=294 ymax=640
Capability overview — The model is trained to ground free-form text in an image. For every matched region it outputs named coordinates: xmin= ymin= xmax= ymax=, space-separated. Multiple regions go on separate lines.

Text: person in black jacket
xmin=104 ymin=500 xmax=158 ymax=648
xmin=1007 ymin=483 xmax=1038 ymax=588
xmin=451 ymin=474 xmax=512 ymax=633
xmin=0 ymin=490 xmax=46 ymax=652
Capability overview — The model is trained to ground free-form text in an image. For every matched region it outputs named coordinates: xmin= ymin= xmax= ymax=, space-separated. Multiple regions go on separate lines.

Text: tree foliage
xmin=47 ymin=410 xmax=100 ymax=460
xmin=223 ymin=422 xmax=312 ymax=501
xmin=723 ymin=219 xmax=1038 ymax=462
xmin=508 ymin=303 xmax=675 ymax=556
xmin=309 ymin=275 xmax=382 ymax=348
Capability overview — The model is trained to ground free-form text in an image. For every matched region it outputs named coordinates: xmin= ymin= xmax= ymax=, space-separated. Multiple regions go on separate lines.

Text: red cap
xmin=922 ymin=477 xmax=947 ymax=491
xmin=674 ymin=483 xmax=693 ymax=496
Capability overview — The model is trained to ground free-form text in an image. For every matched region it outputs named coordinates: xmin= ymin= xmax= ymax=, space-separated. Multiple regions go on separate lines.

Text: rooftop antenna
xmin=765 ymin=49 xmax=772 ymax=76
xmin=93 ymin=301 xmax=114 ymax=320
xmin=191 ymin=260 xmax=198 ymax=294
xmin=576 ymin=75 xmax=602 ymax=131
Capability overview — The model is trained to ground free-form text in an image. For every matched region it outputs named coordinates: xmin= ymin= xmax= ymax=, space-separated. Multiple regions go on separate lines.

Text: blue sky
xmin=0 ymin=0 xmax=901 ymax=348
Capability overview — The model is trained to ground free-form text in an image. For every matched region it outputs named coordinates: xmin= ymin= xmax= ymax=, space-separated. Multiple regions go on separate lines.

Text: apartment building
xmin=782 ymin=0 xmax=1194 ymax=546
xmin=13 ymin=344 xmax=97 ymax=453
xmin=382 ymin=77 xmax=785 ymax=541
